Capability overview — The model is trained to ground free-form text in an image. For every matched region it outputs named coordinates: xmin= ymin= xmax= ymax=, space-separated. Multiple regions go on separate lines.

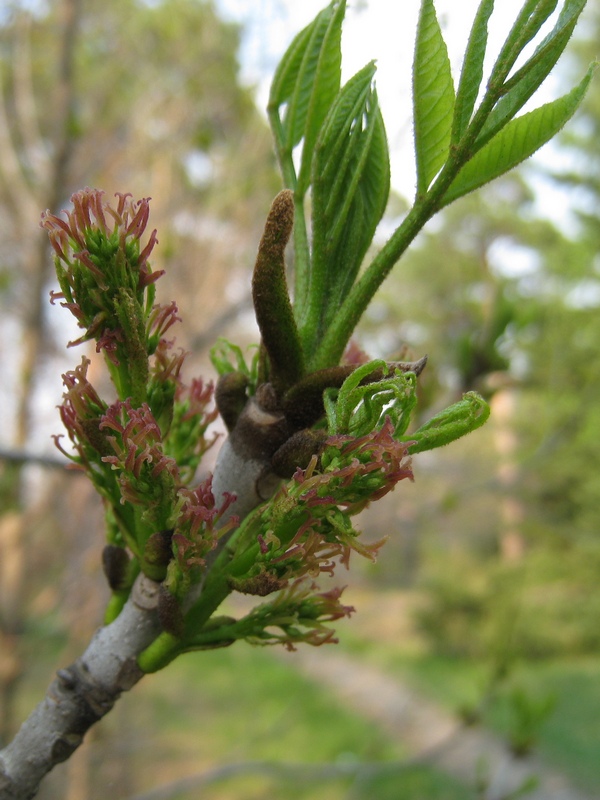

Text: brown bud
xmin=252 ymin=191 xmax=305 ymax=392
xmin=157 ymin=585 xmax=184 ymax=637
xmin=215 ymin=371 xmax=249 ymax=432
xmin=102 ymin=545 xmax=131 ymax=591
xmin=271 ymin=429 xmax=328 ymax=478
xmin=228 ymin=572 xmax=288 ymax=596
xmin=143 ymin=529 xmax=174 ymax=581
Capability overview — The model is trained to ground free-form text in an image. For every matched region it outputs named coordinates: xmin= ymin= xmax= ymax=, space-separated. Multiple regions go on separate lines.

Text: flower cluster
xmin=320 ymin=417 xmax=414 ymax=509
xmin=44 ymin=190 xmax=229 ymax=602
xmin=224 ymin=418 xmax=413 ymax=604
xmin=42 ymin=189 xmax=170 ymax=407
xmin=241 ymin=581 xmax=355 ymax=650
xmin=53 ymin=357 xmax=109 ymax=468
xmin=42 ymin=189 xmax=161 ymax=344
xmin=161 ymin=477 xmax=238 ymax=600
xmin=45 ymin=187 xmax=487 ymax=667
xmin=99 ymin=400 xmax=180 ymax=544
xmin=138 ymin=411 xmax=415 ymax=667
xmin=164 ymin=379 xmax=220 ymax=481
xmin=221 ymin=580 xmax=355 ymax=651
xmin=101 ymin=401 xmax=178 ymax=482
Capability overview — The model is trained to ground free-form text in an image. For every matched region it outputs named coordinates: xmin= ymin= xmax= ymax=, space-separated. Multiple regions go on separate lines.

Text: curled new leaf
xmin=324 ymin=360 xmax=419 ymax=437
xmin=404 ymin=391 xmax=490 ymax=453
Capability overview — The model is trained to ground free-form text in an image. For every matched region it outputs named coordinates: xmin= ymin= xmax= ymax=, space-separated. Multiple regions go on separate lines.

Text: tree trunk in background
xmin=492 ymin=389 xmax=525 ymax=562
xmin=0 ymin=0 xmax=81 ymax=747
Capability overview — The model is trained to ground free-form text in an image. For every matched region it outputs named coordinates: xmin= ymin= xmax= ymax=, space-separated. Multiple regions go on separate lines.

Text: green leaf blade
xmin=268 ymin=21 xmax=314 ymax=185
xmin=306 ymin=65 xmax=390 ymax=363
xmin=296 ymin=1 xmax=346 ymax=196
xmin=267 ymin=0 xmax=346 ymax=196
xmin=413 ymin=0 xmax=456 ymax=195
xmin=476 ymin=0 xmax=587 ymax=149
xmin=268 ymin=22 xmax=314 ymax=112
xmin=443 ymin=66 xmax=594 ymax=207
xmin=452 ymin=0 xmax=495 ymax=143
xmin=489 ymin=0 xmax=558 ymax=88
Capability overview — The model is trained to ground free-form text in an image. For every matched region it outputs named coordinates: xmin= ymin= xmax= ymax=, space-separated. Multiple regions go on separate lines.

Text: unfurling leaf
xmin=405 ymin=392 xmax=490 ymax=453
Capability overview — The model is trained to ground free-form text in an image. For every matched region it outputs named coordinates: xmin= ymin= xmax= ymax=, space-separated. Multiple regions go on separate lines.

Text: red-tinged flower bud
xmin=41 ymin=189 xmax=163 ymax=377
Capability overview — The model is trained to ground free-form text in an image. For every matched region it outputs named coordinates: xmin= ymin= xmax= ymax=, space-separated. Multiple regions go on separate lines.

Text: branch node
xmin=132 ymin=574 xmax=161 ymax=611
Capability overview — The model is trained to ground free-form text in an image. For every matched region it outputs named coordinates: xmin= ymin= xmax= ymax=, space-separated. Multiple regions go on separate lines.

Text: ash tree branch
xmin=0 ymin=461 xmax=266 ymax=799
xmin=0 ymin=575 xmax=162 ymax=800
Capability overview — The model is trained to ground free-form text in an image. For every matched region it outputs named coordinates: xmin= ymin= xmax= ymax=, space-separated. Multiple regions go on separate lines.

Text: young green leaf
xmin=452 ymin=0 xmax=495 ymax=144
xmin=503 ymin=0 xmax=585 ymax=93
xmin=296 ymin=2 xmax=346 ymax=197
xmin=307 ymin=64 xmax=390 ymax=359
xmin=475 ymin=0 xmax=587 ymax=149
xmin=489 ymin=0 xmax=559 ymax=90
xmin=404 ymin=392 xmax=490 ymax=453
xmin=267 ymin=0 xmax=345 ymax=194
xmin=413 ymin=0 xmax=455 ymax=195
xmin=267 ymin=23 xmax=313 ymax=186
xmin=442 ymin=67 xmax=594 ymax=206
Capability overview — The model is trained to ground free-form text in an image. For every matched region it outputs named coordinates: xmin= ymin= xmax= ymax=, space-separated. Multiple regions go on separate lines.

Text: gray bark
xmin=0 ymin=575 xmax=161 ymax=800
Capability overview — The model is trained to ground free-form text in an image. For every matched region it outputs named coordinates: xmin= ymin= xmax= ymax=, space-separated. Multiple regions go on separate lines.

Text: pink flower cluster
xmin=42 ymin=188 xmax=160 ymax=287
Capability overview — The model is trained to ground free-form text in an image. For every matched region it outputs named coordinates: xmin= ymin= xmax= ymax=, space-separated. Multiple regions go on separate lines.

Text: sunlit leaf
xmin=413 ymin=0 xmax=455 ymax=194
xmin=443 ymin=67 xmax=594 ymax=206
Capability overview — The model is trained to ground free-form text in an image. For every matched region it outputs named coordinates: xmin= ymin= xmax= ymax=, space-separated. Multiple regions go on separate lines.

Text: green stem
xmin=106 ymin=357 xmax=131 ymax=403
xmin=137 ymin=574 xmax=232 ymax=672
